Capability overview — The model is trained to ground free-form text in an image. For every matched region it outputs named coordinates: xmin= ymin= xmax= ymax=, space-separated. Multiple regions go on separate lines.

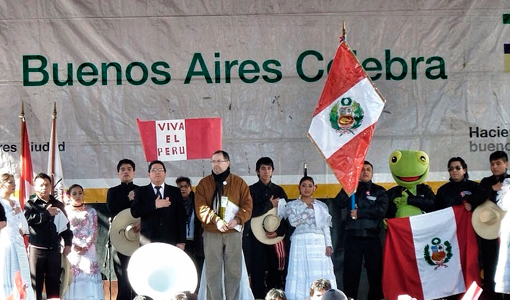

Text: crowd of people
xmin=0 ymin=149 xmax=509 ymax=300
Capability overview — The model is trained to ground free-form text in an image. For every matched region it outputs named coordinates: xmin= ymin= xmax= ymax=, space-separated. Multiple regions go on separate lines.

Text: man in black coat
xmin=334 ymin=161 xmax=388 ymax=300
xmin=24 ymin=173 xmax=73 ymax=300
xmin=472 ymin=151 xmax=510 ymax=300
xmin=106 ymin=158 xmax=138 ymax=300
xmin=131 ymin=160 xmax=187 ymax=248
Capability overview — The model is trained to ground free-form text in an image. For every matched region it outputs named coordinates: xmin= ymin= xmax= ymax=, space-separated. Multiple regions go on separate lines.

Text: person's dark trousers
xmin=343 ymin=236 xmax=384 ymax=300
xmin=478 ymin=237 xmax=499 ymax=300
xmin=113 ymin=248 xmax=136 ymax=300
xmin=265 ymin=242 xmax=285 ymax=291
xmin=185 ymin=239 xmax=205 ymax=293
xmin=29 ymin=247 xmax=61 ymax=300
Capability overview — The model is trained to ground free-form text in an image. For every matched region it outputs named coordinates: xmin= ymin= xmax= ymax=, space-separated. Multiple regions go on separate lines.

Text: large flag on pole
xmin=47 ymin=103 xmax=65 ymax=202
xmin=19 ymin=102 xmax=34 ymax=208
xmin=308 ymin=38 xmax=385 ymax=195
xmin=382 ymin=206 xmax=480 ymax=300
xmin=137 ymin=117 xmax=222 ymax=162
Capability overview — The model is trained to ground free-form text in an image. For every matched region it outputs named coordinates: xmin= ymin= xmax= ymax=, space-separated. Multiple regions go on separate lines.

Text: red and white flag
xmin=19 ymin=110 xmax=34 ymax=208
xmin=383 ymin=206 xmax=480 ymax=300
xmin=137 ymin=117 xmax=222 ymax=162
xmin=308 ymin=39 xmax=385 ymax=195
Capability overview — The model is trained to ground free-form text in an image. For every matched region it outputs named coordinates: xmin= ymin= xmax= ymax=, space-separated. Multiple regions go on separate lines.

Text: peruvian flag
xmin=383 ymin=206 xmax=480 ymax=300
xmin=308 ymin=39 xmax=385 ymax=195
xmin=137 ymin=117 xmax=222 ymax=162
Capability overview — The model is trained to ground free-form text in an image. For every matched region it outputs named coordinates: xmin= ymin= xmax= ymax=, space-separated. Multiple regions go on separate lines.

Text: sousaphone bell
xmin=127 ymin=243 xmax=198 ymax=299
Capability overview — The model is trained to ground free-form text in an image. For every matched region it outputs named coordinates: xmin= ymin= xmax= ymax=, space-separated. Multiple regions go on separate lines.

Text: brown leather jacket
xmin=195 ymin=173 xmax=253 ymax=233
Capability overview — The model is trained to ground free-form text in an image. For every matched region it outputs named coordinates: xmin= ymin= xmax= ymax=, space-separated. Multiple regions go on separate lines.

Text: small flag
xmin=137 ymin=117 xmax=222 ymax=162
xmin=382 ymin=206 xmax=480 ymax=300
xmin=308 ymin=39 xmax=385 ymax=195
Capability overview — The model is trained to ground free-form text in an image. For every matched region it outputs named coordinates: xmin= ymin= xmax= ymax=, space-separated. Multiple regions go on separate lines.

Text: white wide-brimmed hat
xmin=472 ymin=200 xmax=506 ymax=240
xmin=251 ymin=207 xmax=284 ymax=245
xmin=60 ymin=253 xmax=72 ymax=296
xmin=110 ymin=208 xmax=141 ymax=256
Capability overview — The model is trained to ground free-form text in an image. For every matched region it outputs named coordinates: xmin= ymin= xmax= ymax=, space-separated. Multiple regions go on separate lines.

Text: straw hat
xmin=251 ymin=208 xmax=284 ymax=245
xmin=60 ymin=253 xmax=72 ymax=296
xmin=110 ymin=208 xmax=141 ymax=256
xmin=472 ymin=200 xmax=506 ymax=240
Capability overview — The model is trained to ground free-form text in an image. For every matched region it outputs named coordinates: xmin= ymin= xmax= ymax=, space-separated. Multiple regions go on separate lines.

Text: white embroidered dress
xmin=0 ymin=197 xmax=35 ymax=300
xmin=63 ymin=205 xmax=104 ymax=300
xmin=284 ymin=199 xmax=337 ymax=300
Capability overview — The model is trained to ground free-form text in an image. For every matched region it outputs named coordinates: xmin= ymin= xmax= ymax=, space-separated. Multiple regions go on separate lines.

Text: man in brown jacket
xmin=195 ymin=150 xmax=253 ymax=300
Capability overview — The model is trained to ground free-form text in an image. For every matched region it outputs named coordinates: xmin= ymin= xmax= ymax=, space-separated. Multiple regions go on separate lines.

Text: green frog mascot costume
xmin=386 ymin=150 xmax=436 ymax=218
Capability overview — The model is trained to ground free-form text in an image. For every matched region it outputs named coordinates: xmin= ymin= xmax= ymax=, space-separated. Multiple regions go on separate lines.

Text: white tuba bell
xmin=127 ymin=242 xmax=198 ymax=299
xmin=110 ymin=208 xmax=141 ymax=256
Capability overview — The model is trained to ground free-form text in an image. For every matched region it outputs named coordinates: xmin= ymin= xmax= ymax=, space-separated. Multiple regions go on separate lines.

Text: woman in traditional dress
xmin=284 ymin=176 xmax=336 ymax=300
xmin=495 ymin=178 xmax=510 ymax=296
xmin=0 ymin=173 xmax=35 ymax=300
xmin=63 ymin=184 xmax=104 ymax=300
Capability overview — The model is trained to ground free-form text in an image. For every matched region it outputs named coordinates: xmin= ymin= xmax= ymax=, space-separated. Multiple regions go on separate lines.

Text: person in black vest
xmin=334 ymin=161 xmax=388 ymax=300
xmin=436 ymin=157 xmax=479 ymax=211
xmin=131 ymin=160 xmax=186 ymax=247
xmin=24 ymin=173 xmax=73 ymax=300
xmin=472 ymin=151 xmax=510 ymax=300
xmin=106 ymin=159 xmax=138 ymax=300
xmin=243 ymin=157 xmax=289 ymax=298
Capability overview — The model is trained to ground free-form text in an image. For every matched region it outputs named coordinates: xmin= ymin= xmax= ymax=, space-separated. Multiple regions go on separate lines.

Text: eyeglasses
xmin=150 ymin=168 xmax=165 ymax=173
xmin=178 ymin=185 xmax=190 ymax=189
xmin=210 ymin=160 xmax=228 ymax=164
xmin=448 ymin=166 xmax=462 ymax=172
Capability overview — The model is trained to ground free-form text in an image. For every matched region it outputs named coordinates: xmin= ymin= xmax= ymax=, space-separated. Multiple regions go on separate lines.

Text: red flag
xmin=308 ymin=39 xmax=385 ymax=195
xmin=137 ymin=117 xmax=222 ymax=162
xmin=382 ymin=206 xmax=480 ymax=300
xmin=19 ymin=106 xmax=34 ymax=208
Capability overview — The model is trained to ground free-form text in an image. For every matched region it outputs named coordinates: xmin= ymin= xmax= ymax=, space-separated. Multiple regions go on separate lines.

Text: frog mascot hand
xmin=386 ymin=150 xmax=436 ymax=219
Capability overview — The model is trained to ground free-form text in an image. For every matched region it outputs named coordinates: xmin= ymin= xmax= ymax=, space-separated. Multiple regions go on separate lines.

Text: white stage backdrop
xmin=1 ymin=0 xmax=509 ymax=199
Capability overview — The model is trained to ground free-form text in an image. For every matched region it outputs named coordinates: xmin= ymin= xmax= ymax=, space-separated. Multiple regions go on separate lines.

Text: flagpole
xmin=49 ymin=102 xmax=57 ymax=195
xmin=19 ymin=102 xmax=26 ymax=208
xmin=342 ymin=21 xmax=347 ymax=41
xmin=342 ymin=22 xmax=357 ymax=211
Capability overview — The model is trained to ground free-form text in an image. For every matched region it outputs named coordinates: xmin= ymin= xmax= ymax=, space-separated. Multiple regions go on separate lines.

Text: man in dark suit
xmin=131 ymin=160 xmax=187 ymax=249
xmin=106 ymin=158 xmax=138 ymax=300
